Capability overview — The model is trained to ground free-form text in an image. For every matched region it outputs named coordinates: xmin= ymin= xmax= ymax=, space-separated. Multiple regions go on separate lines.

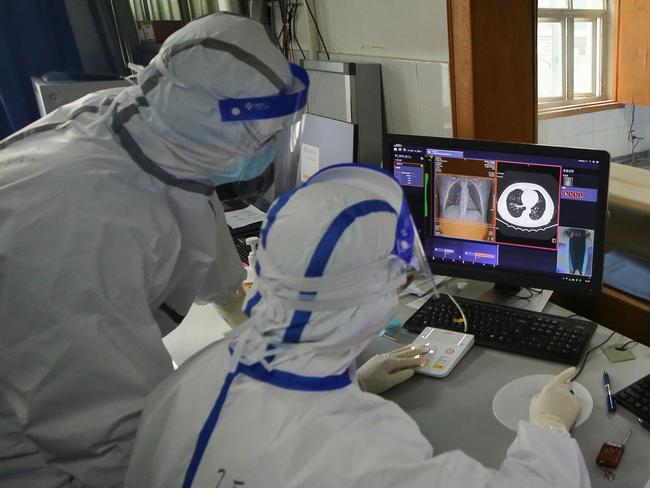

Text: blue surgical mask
xmin=208 ymin=140 xmax=277 ymax=186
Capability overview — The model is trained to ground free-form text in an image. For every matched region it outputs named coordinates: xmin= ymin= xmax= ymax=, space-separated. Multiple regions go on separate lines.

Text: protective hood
xmin=133 ymin=13 xmax=301 ymax=179
xmin=229 ymin=165 xmax=419 ymax=375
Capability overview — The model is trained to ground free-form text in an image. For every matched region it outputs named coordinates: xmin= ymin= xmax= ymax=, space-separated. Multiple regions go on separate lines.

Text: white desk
xmin=358 ymin=293 xmax=650 ymax=487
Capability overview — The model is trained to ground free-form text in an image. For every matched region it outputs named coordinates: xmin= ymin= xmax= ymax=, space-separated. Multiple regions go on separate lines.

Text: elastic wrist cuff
xmin=531 ymin=416 xmax=571 ymax=437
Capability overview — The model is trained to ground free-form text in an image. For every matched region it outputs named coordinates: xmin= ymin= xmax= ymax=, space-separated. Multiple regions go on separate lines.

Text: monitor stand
xmin=492 ymin=283 xmax=524 ymax=295
xmin=444 ymin=278 xmax=553 ymax=314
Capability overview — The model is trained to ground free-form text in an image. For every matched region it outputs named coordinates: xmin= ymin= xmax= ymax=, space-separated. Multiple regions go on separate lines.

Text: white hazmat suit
xmin=0 ymin=13 xmax=306 ymax=488
xmin=125 ymin=164 xmax=590 ymax=488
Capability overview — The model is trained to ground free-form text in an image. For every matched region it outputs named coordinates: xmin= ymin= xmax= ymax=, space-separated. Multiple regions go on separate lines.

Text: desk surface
xmin=358 ymin=291 xmax=650 ymax=488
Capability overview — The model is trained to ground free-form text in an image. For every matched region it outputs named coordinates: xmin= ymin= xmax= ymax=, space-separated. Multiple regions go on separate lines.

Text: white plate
xmin=492 ymin=374 xmax=593 ymax=432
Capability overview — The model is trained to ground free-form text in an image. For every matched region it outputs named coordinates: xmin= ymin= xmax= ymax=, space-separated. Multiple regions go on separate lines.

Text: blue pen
xmin=603 ymin=370 xmax=617 ymax=413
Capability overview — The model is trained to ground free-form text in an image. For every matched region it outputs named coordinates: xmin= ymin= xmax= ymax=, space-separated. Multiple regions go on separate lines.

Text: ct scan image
xmin=495 ymin=161 xmax=561 ymax=249
xmin=436 ymin=174 xmax=495 ymax=241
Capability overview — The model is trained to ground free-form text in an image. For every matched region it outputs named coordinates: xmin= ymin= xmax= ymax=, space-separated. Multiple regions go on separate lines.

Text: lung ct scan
xmin=495 ymin=162 xmax=561 ymax=250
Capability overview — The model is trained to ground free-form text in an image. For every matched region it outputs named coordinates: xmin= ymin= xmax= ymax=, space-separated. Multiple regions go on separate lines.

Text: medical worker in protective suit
xmin=0 ymin=13 xmax=318 ymax=488
xmin=0 ymin=13 xmax=424 ymax=486
xmin=125 ymin=164 xmax=590 ymax=488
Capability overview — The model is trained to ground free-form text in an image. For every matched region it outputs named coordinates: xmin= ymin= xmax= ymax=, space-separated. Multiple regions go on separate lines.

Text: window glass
xmin=129 ymin=0 xmax=146 ymax=21
xmin=538 ymin=22 xmax=564 ymax=98
xmin=573 ymin=0 xmax=604 ymax=9
xmin=188 ymin=0 xmax=221 ymax=19
xmin=574 ymin=21 xmax=595 ymax=95
xmin=539 ymin=0 xmax=569 ymax=8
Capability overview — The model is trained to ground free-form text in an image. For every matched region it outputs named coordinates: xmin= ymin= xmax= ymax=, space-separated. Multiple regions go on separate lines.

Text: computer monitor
xmin=384 ymin=135 xmax=610 ymax=295
xmin=299 ymin=113 xmax=355 ymax=180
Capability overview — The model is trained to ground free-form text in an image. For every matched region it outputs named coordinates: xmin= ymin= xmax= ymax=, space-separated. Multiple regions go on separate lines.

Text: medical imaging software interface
xmin=392 ymin=143 xmax=601 ymax=285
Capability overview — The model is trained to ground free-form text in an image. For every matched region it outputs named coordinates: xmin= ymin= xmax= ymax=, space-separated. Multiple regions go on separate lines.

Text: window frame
xmin=538 ymin=2 xmax=609 ymax=110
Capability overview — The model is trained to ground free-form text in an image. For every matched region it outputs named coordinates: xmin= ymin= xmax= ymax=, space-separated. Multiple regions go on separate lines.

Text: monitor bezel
xmin=383 ymin=134 xmax=610 ymax=296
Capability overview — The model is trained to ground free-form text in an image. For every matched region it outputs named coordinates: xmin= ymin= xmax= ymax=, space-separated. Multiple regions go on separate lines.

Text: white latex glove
xmin=530 ymin=367 xmax=581 ymax=436
xmin=357 ymin=345 xmax=426 ymax=394
xmin=214 ymin=287 xmax=248 ymax=328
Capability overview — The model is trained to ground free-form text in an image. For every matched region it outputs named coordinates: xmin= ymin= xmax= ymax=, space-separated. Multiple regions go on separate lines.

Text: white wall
xmin=294 ymin=0 xmax=452 ymax=137
xmin=538 ymin=105 xmax=650 ymax=159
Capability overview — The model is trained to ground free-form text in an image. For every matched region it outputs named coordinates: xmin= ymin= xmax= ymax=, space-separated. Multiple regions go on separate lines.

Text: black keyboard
xmin=403 ymin=295 xmax=597 ymax=365
xmin=234 ymin=238 xmax=251 ymax=264
xmin=615 ymin=374 xmax=650 ymax=423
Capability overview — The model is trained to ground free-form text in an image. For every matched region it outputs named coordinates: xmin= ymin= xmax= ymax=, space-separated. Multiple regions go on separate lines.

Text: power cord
xmin=564 ymin=309 xmax=636 ymax=375
xmin=303 ymin=0 xmax=330 ymax=60
xmin=514 ymin=288 xmax=534 ymax=300
xmin=629 ymin=104 xmax=644 ymax=167
xmin=504 ymin=287 xmax=543 ymax=301
xmin=268 ymin=2 xmax=279 ymax=48
xmin=445 ymin=282 xmax=468 ymax=333
xmin=571 ymin=331 xmax=616 ymax=381
xmin=273 ymin=0 xmax=302 ymax=61
xmin=615 ymin=339 xmax=638 ymax=351
xmin=291 ymin=1 xmax=306 ymax=59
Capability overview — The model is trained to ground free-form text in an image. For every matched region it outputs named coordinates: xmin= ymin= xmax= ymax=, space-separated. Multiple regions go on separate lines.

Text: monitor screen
xmin=384 ymin=135 xmax=610 ymax=295
xmin=300 ymin=113 xmax=355 ymax=181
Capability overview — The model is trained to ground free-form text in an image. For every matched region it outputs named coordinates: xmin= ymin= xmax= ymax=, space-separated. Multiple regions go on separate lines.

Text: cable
xmin=274 ymin=0 xmax=286 ymax=56
xmin=514 ymin=288 xmax=534 ymax=300
xmin=284 ymin=4 xmax=294 ymax=61
xmin=276 ymin=27 xmax=285 ymax=46
xmin=303 ymin=0 xmax=330 ymax=60
xmin=291 ymin=2 xmax=306 ymax=59
xmin=615 ymin=339 xmax=638 ymax=351
xmin=629 ymin=105 xmax=644 ymax=167
xmin=276 ymin=1 xmax=294 ymax=60
xmin=278 ymin=0 xmax=288 ymax=24
xmin=273 ymin=1 xmax=304 ymax=62
xmin=445 ymin=282 xmax=468 ymax=333
xmin=571 ymin=331 xmax=616 ymax=381
xmin=287 ymin=3 xmax=299 ymax=62
xmin=269 ymin=0 xmax=281 ymax=49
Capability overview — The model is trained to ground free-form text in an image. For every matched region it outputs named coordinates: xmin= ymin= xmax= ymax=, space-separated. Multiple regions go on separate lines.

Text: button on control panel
xmin=410 ymin=327 xmax=475 ymax=378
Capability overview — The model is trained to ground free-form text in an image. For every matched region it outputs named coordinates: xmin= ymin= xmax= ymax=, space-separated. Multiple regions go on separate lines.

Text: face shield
xmin=396 ymin=204 xmax=435 ymax=290
xmin=214 ymin=63 xmax=308 ymax=210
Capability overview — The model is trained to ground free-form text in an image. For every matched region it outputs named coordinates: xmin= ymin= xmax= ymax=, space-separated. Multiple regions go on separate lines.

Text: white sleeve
xmin=495 ymin=421 xmax=590 ymax=487
xmin=195 ymin=197 xmax=246 ymax=305
xmin=1 ymin=196 xmax=178 ymax=487
xmin=354 ymin=420 xmax=590 ymax=488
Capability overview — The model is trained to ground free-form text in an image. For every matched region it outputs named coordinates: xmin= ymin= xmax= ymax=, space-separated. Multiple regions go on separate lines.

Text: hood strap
xmin=0 ymin=98 xmax=114 ymax=150
xmin=238 ymin=361 xmax=352 ymax=391
xmin=110 ymin=101 xmax=215 ymax=196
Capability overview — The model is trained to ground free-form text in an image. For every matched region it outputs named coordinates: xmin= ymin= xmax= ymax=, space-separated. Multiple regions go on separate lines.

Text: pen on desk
xmin=638 ymin=418 xmax=650 ymax=432
xmin=380 ymin=331 xmax=398 ymax=342
xmin=603 ymin=370 xmax=616 ymax=413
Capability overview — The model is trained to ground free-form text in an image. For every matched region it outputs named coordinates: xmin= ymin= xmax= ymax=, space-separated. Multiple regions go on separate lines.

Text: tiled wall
xmin=294 ymin=0 xmax=453 ymax=137
xmin=538 ymin=105 xmax=650 ymax=159
xmin=327 ymin=53 xmax=452 ymax=137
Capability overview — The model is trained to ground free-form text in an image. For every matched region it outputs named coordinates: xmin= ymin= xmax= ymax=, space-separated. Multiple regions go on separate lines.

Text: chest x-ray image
xmin=556 ymin=227 xmax=594 ymax=276
xmin=436 ymin=175 xmax=495 ymax=241
xmin=495 ymin=162 xmax=561 ymax=249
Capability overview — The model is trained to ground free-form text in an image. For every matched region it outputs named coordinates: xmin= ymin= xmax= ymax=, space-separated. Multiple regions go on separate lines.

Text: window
xmin=129 ymin=0 xmax=182 ymax=21
xmin=127 ymin=1 xmax=222 ymax=43
xmin=537 ymin=0 xmax=609 ymax=108
xmin=128 ymin=1 xmax=220 ymax=23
